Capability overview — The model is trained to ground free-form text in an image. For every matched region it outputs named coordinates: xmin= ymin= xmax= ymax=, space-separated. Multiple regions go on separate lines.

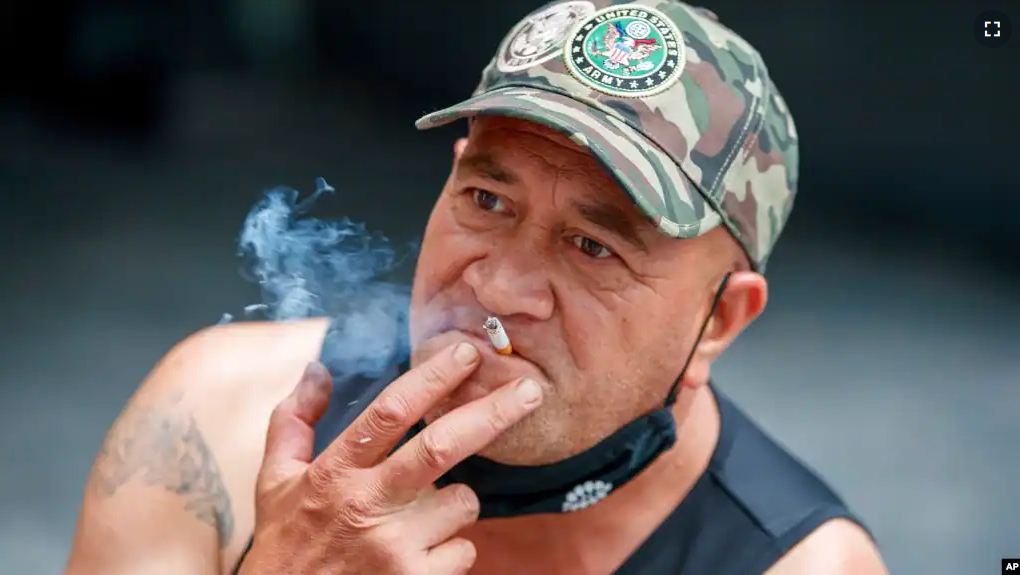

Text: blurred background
xmin=0 ymin=0 xmax=1016 ymax=573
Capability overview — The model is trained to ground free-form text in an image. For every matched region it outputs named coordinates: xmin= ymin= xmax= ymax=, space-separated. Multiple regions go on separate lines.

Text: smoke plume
xmin=230 ymin=177 xmax=418 ymax=379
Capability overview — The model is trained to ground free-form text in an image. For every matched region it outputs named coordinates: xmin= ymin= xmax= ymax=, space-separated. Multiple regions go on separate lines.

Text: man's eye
xmin=571 ymin=236 xmax=613 ymax=259
xmin=471 ymin=189 xmax=508 ymax=213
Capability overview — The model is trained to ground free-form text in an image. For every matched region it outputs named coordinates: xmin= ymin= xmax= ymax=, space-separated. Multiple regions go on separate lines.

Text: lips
xmin=414 ymin=308 xmax=549 ymax=379
xmin=417 ymin=328 xmax=528 ymax=409
xmin=415 ymin=318 xmax=553 ymax=419
xmin=431 ymin=327 xmax=512 ymax=360
xmin=462 ymin=325 xmax=500 ymax=348
xmin=420 ymin=313 xmax=500 ymax=353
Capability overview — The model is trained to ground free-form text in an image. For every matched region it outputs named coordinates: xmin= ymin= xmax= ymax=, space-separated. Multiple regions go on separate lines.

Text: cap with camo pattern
xmin=416 ymin=0 xmax=798 ymax=271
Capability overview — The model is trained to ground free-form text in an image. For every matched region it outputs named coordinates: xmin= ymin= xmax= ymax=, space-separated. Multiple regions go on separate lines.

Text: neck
xmin=464 ymin=384 xmax=721 ymax=573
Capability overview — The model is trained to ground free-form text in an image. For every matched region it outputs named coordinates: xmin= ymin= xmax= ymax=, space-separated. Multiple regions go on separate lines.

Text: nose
xmin=462 ymin=239 xmax=555 ymax=321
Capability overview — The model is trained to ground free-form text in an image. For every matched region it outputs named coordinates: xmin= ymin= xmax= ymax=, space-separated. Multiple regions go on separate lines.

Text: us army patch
xmin=564 ymin=5 xmax=686 ymax=98
xmin=497 ymin=1 xmax=596 ymax=73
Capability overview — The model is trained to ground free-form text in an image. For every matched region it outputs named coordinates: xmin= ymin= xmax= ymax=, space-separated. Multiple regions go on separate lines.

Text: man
xmin=65 ymin=1 xmax=888 ymax=574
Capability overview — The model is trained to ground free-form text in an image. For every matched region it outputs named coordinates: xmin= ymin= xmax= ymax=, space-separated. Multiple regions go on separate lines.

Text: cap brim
xmin=415 ymin=86 xmax=721 ymax=240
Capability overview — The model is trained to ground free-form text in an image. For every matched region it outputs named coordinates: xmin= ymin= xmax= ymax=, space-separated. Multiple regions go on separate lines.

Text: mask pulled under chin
xmin=410 ymin=406 xmax=677 ymax=518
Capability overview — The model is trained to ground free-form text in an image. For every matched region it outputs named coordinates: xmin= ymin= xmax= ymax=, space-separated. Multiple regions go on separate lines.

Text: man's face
xmin=409 ymin=117 xmax=741 ymax=465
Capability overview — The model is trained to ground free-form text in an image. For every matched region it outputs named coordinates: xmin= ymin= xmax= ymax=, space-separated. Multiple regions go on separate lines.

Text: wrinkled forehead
xmin=473 ymin=116 xmax=599 ymax=159
xmin=469 ymin=115 xmax=579 ymax=146
xmin=465 ymin=117 xmax=629 ymax=197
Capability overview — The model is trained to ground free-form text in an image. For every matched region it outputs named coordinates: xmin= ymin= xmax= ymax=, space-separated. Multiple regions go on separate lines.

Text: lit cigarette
xmin=483 ymin=316 xmax=513 ymax=355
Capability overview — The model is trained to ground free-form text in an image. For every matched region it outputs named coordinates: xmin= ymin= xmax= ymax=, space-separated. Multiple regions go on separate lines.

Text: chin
xmin=474 ymin=413 xmax=569 ymax=465
xmin=424 ymin=399 xmax=575 ymax=466
xmin=423 ymin=367 xmax=527 ymax=421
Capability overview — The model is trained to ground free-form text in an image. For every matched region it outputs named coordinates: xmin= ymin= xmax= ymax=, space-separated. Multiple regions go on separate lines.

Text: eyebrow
xmin=457 ymin=152 xmax=519 ymax=185
xmin=571 ymin=199 xmax=648 ymax=252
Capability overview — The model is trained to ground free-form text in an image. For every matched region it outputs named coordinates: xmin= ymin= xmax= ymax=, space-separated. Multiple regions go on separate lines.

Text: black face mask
xmin=408 ymin=273 xmax=732 ymax=519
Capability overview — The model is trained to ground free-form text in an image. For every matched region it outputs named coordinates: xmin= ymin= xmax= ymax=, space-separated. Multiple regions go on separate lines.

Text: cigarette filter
xmin=483 ymin=316 xmax=513 ymax=355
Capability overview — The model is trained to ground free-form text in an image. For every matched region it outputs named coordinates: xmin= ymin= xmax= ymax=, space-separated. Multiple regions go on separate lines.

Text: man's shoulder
xmin=705 ymin=390 xmax=886 ymax=573
xmin=708 ymin=390 xmax=856 ymax=540
xmin=765 ymin=519 xmax=888 ymax=574
xmin=66 ymin=318 xmax=333 ymax=575
xmin=131 ymin=317 xmax=334 ymax=489
xmin=166 ymin=318 xmax=332 ymax=375
xmin=149 ymin=318 xmax=332 ymax=407
xmin=139 ymin=318 xmax=333 ymax=551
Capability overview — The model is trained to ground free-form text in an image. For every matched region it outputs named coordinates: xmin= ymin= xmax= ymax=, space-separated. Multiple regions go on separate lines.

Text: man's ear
xmin=682 ymin=271 xmax=768 ymax=388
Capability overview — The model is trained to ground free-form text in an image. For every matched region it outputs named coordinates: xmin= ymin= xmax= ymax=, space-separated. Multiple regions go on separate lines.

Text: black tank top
xmin=234 ymin=332 xmax=867 ymax=574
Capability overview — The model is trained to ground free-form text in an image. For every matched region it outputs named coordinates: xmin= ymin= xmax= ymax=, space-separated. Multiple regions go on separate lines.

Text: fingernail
xmin=453 ymin=342 xmax=479 ymax=366
xmin=302 ymin=361 xmax=327 ymax=382
xmin=515 ymin=378 xmax=543 ymax=405
xmin=299 ymin=362 xmax=329 ymax=400
xmin=296 ymin=376 xmax=316 ymax=405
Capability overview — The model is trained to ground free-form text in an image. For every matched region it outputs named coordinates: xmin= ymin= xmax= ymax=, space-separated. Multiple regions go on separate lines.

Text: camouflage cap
xmin=415 ymin=0 xmax=799 ymax=271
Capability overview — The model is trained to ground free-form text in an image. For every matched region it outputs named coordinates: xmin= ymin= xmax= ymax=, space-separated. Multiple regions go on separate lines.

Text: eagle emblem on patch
xmin=564 ymin=6 xmax=686 ymax=98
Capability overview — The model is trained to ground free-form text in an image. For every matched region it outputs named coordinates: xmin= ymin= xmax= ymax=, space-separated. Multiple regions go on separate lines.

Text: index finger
xmin=379 ymin=377 xmax=543 ymax=495
xmin=315 ymin=342 xmax=481 ymax=470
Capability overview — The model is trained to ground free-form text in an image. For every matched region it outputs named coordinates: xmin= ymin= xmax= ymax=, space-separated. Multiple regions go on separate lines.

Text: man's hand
xmin=240 ymin=342 xmax=544 ymax=575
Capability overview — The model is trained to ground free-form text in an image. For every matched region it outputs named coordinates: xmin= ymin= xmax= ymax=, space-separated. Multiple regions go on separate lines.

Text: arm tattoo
xmin=92 ymin=399 xmax=235 ymax=548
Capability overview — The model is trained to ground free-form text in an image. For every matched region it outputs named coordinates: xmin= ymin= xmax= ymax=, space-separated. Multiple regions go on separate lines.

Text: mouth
xmin=422 ymin=316 xmax=504 ymax=354
xmin=439 ymin=327 xmax=521 ymax=361
xmin=416 ymin=322 xmax=547 ymax=411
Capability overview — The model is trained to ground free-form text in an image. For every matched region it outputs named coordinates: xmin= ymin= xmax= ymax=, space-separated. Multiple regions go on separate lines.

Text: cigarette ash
xmin=483 ymin=316 xmax=512 ymax=354
xmin=221 ymin=177 xmax=419 ymax=379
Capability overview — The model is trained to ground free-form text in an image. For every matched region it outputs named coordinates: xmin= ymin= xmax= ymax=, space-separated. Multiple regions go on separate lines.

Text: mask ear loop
xmin=664 ymin=272 xmax=732 ymax=407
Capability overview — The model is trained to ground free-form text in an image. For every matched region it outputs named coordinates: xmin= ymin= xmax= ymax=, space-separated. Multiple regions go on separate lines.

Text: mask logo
xmin=564 ymin=6 xmax=686 ymax=98
xmin=562 ymin=480 xmax=614 ymax=512
xmin=497 ymin=1 xmax=596 ymax=73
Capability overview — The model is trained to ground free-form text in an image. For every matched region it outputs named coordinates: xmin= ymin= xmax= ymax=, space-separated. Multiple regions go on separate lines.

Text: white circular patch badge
xmin=562 ymin=480 xmax=614 ymax=513
xmin=564 ymin=5 xmax=686 ymax=98
xmin=497 ymin=1 xmax=596 ymax=73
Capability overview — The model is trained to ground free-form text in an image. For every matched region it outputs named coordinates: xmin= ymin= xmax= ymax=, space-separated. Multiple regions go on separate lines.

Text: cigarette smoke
xmin=230 ymin=177 xmax=418 ymax=380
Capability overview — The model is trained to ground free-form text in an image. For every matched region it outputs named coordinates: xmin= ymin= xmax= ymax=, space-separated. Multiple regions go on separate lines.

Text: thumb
xmin=259 ymin=362 xmax=333 ymax=487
